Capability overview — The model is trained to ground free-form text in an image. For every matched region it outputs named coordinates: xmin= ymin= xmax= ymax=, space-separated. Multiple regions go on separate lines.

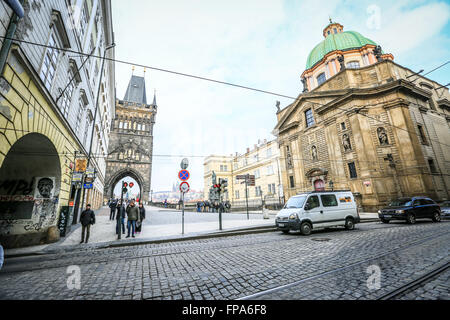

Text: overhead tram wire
xmin=1 ymin=35 xmax=449 ymax=149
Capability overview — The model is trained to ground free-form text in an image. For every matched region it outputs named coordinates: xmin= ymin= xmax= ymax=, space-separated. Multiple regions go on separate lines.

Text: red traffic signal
xmin=123 ymin=182 xmax=128 ymax=187
xmin=214 ymin=184 xmax=221 ymax=188
xmin=129 ymin=182 xmax=134 ymax=188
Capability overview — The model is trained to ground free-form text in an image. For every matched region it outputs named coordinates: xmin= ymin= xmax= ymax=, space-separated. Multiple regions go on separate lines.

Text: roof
xmin=306 ymin=31 xmax=377 ymax=70
xmin=123 ymin=75 xmax=147 ymax=104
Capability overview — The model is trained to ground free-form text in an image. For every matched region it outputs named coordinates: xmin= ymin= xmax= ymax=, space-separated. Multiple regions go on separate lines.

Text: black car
xmin=378 ymin=197 xmax=441 ymax=224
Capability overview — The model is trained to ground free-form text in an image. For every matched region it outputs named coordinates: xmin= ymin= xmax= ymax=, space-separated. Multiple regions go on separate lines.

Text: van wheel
xmin=300 ymin=222 xmax=312 ymax=235
xmin=345 ymin=218 xmax=355 ymax=230
xmin=432 ymin=212 xmax=441 ymax=222
xmin=406 ymin=213 xmax=416 ymax=224
xmin=282 ymin=230 xmax=290 ymax=234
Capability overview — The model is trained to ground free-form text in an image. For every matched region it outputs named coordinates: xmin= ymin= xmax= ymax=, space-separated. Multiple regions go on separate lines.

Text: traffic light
xmin=129 ymin=182 xmax=134 ymax=188
xmin=123 ymin=182 xmax=128 ymax=188
xmin=219 ymin=179 xmax=228 ymax=194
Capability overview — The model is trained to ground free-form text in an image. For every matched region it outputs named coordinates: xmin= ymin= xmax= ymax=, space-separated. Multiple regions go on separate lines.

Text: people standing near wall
xmin=126 ymin=200 xmax=139 ymax=238
xmin=80 ymin=204 xmax=95 ymax=244
xmin=109 ymin=198 xmax=118 ymax=220
xmin=136 ymin=203 xmax=146 ymax=234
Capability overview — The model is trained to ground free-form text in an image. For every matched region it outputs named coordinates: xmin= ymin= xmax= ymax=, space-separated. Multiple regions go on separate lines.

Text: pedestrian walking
xmin=109 ymin=198 xmax=117 ymax=220
xmin=136 ymin=203 xmax=146 ymax=234
xmin=80 ymin=204 xmax=95 ymax=244
xmin=116 ymin=200 xmax=126 ymax=238
xmin=126 ymin=199 xmax=139 ymax=238
xmin=196 ymin=201 xmax=201 ymax=213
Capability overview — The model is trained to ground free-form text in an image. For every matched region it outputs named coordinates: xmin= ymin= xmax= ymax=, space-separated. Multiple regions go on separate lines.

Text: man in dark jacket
xmin=116 ymin=200 xmax=126 ymax=238
xmin=126 ymin=200 xmax=139 ymax=238
xmin=136 ymin=203 xmax=146 ymax=234
xmin=80 ymin=204 xmax=95 ymax=244
xmin=109 ymin=198 xmax=117 ymax=220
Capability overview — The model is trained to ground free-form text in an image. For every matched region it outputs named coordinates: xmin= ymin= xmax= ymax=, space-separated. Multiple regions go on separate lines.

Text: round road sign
xmin=180 ymin=182 xmax=190 ymax=193
xmin=178 ymin=170 xmax=190 ymax=181
xmin=181 ymin=158 xmax=189 ymax=170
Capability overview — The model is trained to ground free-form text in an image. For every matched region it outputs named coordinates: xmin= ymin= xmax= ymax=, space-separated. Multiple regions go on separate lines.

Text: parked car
xmin=275 ymin=191 xmax=360 ymax=235
xmin=438 ymin=200 xmax=450 ymax=218
xmin=378 ymin=197 xmax=441 ymax=224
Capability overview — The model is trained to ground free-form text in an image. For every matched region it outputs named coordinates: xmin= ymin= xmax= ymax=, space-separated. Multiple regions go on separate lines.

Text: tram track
xmin=237 ymin=230 xmax=449 ymax=300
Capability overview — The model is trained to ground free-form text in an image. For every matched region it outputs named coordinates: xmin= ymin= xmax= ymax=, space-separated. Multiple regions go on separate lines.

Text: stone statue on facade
xmin=337 ymin=55 xmax=345 ymax=71
xmin=212 ymin=171 xmax=217 ymax=185
xmin=342 ymin=134 xmax=352 ymax=151
xmin=311 ymin=145 xmax=318 ymax=161
xmin=373 ymin=45 xmax=383 ymax=62
xmin=377 ymin=127 xmax=389 ymax=145
xmin=276 ymin=101 xmax=281 ymax=113
xmin=301 ymin=78 xmax=308 ymax=92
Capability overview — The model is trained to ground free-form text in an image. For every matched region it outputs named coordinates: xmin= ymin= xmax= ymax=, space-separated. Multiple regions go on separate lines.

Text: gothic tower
xmin=104 ymin=73 xmax=157 ymax=203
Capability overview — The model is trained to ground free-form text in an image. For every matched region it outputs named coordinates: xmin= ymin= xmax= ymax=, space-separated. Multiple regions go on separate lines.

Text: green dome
xmin=306 ymin=31 xmax=377 ymax=70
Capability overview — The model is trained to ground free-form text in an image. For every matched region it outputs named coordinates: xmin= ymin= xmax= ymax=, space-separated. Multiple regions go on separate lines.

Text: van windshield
xmin=284 ymin=196 xmax=307 ymax=209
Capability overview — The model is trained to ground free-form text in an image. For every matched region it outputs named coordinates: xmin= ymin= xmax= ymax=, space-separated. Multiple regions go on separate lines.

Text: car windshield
xmin=284 ymin=196 xmax=307 ymax=209
xmin=389 ymin=198 xmax=413 ymax=207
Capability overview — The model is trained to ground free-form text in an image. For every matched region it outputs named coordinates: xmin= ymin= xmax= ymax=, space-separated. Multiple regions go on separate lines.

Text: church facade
xmin=275 ymin=21 xmax=450 ymax=211
xmin=104 ymin=74 xmax=157 ymax=203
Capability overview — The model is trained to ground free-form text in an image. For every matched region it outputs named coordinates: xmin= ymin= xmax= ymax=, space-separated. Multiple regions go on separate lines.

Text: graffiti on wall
xmin=0 ymin=177 xmax=59 ymax=235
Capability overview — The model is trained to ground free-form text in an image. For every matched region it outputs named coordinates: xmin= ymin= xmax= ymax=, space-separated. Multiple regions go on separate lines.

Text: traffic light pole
xmin=117 ymin=181 xmax=125 ymax=240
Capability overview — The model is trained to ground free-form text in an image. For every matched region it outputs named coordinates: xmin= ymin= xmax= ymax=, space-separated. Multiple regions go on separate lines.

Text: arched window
xmin=119 ymin=121 xmax=123 ymax=129
xmin=346 ymin=61 xmax=360 ymax=69
xmin=316 ymin=72 xmax=326 ymax=85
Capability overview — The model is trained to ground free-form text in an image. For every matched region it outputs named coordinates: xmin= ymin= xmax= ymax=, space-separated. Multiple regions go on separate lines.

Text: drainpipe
xmin=0 ymin=0 xmax=23 ymax=75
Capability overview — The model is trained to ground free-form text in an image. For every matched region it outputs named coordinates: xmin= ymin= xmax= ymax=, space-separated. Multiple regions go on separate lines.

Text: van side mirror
xmin=304 ymin=203 xmax=310 ymax=211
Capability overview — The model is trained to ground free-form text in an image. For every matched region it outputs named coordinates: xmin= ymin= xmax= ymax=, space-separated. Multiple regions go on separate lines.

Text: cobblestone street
xmin=0 ymin=221 xmax=448 ymax=300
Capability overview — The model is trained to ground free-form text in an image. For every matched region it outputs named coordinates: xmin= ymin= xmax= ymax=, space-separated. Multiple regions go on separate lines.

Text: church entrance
xmin=314 ymin=179 xmax=325 ymax=191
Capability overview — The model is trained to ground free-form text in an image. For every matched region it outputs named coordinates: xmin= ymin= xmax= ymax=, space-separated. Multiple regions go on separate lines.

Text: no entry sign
xmin=178 ymin=170 xmax=190 ymax=181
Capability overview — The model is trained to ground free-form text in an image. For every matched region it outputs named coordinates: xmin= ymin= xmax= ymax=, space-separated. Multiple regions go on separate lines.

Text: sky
xmin=111 ymin=0 xmax=450 ymax=193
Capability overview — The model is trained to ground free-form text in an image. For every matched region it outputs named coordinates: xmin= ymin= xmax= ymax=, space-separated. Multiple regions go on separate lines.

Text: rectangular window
xmin=321 ymin=195 xmax=338 ymax=207
xmin=235 ymin=190 xmax=240 ymax=199
xmin=266 ymin=165 xmax=274 ymax=175
xmin=61 ymin=71 xmax=75 ymax=118
xmin=346 ymin=61 xmax=360 ymax=69
xmin=40 ymin=32 xmax=59 ymax=90
xmin=266 ymin=148 xmax=272 ymax=158
xmin=254 ymin=154 xmax=259 ymax=162
xmin=76 ymin=99 xmax=84 ymax=133
xmin=289 ymin=176 xmax=295 ymax=188
xmin=83 ymin=118 xmax=91 ymax=146
xmin=306 ymin=195 xmax=320 ymax=209
xmin=341 ymin=122 xmax=346 ymax=130
xmin=428 ymin=159 xmax=438 ymax=173
xmin=417 ymin=124 xmax=428 ymax=144
xmin=305 ymin=109 xmax=315 ymax=127
xmin=316 ymin=73 xmax=326 ymax=86
xmin=254 ymin=169 xmax=260 ymax=179
xmin=348 ymin=162 xmax=357 ymax=179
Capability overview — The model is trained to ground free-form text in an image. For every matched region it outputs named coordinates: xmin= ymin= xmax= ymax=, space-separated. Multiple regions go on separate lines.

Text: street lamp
xmin=329 ymin=179 xmax=334 ymax=191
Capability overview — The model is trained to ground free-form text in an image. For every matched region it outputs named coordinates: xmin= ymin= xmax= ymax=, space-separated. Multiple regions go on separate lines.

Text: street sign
xmin=83 ymin=183 xmax=93 ymax=189
xmin=72 ymin=172 xmax=83 ymax=182
xmin=236 ymin=175 xmax=247 ymax=180
xmin=178 ymin=170 xmax=190 ymax=181
xmin=75 ymin=159 xmax=87 ymax=172
xmin=180 ymin=181 xmax=190 ymax=193
xmin=181 ymin=158 xmax=189 ymax=169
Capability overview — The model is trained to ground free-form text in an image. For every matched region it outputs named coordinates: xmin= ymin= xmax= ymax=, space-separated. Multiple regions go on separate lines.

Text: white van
xmin=275 ymin=191 xmax=360 ymax=235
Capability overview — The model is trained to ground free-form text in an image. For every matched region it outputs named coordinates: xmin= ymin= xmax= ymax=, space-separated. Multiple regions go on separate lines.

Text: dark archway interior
xmin=0 ymin=133 xmax=61 ymax=221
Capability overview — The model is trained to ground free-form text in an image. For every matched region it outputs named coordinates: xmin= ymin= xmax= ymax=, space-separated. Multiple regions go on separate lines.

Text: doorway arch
xmin=0 ymin=133 xmax=61 ymax=247
xmin=105 ymin=167 xmax=145 ymax=203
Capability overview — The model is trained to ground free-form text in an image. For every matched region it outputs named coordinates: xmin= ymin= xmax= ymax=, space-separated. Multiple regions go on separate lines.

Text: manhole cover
xmin=311 ymin=238 xmax=331 ymax=242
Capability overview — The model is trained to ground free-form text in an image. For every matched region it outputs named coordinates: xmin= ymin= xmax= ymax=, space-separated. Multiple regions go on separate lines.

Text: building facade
xmin=204 ymin=139 xmax=284 ymax=207
xmin=275 ymin=21 xmax=450 ymax=212
xmin=0 ymin=0 xmax=115 ymax=248
xmin=104 ymin=74 xmax=157 ymax=204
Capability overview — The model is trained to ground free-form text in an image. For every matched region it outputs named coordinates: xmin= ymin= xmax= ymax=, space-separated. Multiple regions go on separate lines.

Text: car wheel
xmin=282 ymin=230 xmax=290 ymax=234
xmin=300 ymin=222 xmax=312 ymax=236
xmin=432 ymin=211 xmax=441 ymax=222
xmin=406 ymin=213 xmax=416 ymax=224
xmin=381 ymin=218 xmax=389 ymax=224
xmin=345 ymin=217 xmax=355 ymax=230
